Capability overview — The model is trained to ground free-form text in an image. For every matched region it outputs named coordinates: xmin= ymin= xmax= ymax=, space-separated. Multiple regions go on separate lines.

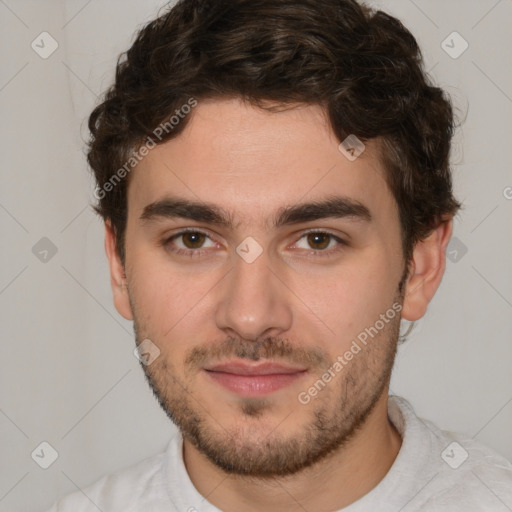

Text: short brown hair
xmin=87 ymin=0 xmax=462 ymax=270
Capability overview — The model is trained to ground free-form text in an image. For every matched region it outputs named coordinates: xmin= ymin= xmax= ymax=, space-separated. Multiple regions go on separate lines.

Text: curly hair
xmin=87 ymin=0 xmax=462 ymax=274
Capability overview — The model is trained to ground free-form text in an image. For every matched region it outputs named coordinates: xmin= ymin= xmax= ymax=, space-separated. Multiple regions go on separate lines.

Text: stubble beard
xmin=131 ymin=294 xmax=402 ymax=478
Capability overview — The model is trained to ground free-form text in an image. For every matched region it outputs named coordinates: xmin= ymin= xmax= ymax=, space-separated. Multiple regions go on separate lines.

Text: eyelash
xmin=162 ymin=228 xmax=347 ymax=259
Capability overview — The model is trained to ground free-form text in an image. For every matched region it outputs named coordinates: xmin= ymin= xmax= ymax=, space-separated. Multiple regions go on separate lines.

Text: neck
xmin=182 ymin=392 xmax=402 ymax=512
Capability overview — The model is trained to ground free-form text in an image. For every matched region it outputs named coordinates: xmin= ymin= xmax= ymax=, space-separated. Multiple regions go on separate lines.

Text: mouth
xmin=203 ymin=360 xmax=308 ymax=396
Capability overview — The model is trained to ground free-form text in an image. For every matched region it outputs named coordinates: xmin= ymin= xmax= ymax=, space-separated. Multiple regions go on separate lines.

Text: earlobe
xmin=104 ymin=220 xmax=133 ymax=321
xmin=401 ymin=218 xmax=453 ymax=321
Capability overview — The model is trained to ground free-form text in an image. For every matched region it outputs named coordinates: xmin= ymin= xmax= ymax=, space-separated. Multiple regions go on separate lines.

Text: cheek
xmin=127 ymin=250 xmax=218 ymax=338
xmin=293 ymin=249 xmax=398 ymax=342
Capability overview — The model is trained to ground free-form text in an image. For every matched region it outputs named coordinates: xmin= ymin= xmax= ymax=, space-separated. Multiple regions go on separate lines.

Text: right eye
xmin=164 ymin=229 xmax=218 ymax=256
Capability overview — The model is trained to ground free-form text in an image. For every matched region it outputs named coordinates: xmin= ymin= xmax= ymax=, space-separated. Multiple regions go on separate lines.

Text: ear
xmin=104 ymin=220 xmax=133 ymax=321
xmin=401 ymin=218 xmax=453 ymax=321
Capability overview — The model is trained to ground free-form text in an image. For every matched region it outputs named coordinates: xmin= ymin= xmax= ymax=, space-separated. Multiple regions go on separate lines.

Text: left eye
xmin=294 ymin=232 xmax=343 ymax=251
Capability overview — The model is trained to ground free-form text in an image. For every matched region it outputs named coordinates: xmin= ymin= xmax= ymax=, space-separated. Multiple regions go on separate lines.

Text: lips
xmin=204 ymin=360 xmax=306 ymax=375
xmin=203 ymin=360 xmax=307 ymax=396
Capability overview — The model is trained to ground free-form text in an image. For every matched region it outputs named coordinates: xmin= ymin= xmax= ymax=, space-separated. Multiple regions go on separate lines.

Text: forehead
xmin=128 ymin=98 xmax=396 ymax=229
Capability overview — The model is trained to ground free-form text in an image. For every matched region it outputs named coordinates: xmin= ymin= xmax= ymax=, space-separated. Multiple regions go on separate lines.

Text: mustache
xmin=184 ymin=336 xmax=328 ymax=371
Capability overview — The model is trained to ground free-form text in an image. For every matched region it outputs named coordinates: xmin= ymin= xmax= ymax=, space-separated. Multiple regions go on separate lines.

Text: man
xmin=47 ymin=0 xmax=512 ymax=510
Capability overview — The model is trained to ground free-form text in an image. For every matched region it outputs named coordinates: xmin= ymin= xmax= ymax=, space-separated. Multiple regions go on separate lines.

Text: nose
xmin=214 ymin=249 xmax=293 ymax=342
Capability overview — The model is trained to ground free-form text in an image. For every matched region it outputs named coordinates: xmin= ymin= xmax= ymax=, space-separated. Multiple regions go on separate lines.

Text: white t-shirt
xmin=45 ymin=396 xmax=512 ymax=511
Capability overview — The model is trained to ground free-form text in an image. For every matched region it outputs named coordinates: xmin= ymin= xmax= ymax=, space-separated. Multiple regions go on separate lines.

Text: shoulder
xmin=391 ymin=396 xmax=512 ymax=510
xmin=433 ymin=432 xmax=512 ymax=509
xmin=45 ymin=443 xmax=171 ymax=512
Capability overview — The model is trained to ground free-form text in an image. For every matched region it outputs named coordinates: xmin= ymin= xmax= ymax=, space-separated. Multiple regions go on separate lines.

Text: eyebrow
xmin=139 ymin=195 xmax=372 ymax=229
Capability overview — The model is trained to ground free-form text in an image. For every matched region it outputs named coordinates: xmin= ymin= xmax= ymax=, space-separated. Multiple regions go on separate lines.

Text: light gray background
xmin=0 ymin=0 xmax=511 ymax=510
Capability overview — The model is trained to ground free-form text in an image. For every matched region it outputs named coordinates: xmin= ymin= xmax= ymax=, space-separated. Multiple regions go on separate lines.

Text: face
xmin=111 ymin=98 xmax=411 ymax=477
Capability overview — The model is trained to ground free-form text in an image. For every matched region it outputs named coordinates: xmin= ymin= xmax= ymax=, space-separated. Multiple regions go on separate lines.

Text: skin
xmin=104 ymin=98 xmax=453 ymax=511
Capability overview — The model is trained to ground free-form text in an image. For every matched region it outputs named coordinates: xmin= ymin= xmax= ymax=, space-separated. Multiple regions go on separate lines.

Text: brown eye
xmin=293 ymin=231 xmax=347 ymax=256
xmin=164 ymin=230 xmax=217 ymax=255
xmin=306 ymin=233 xmax=331 ymax=250
xmin=181 ymin=232 xmax=206 ymax=249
